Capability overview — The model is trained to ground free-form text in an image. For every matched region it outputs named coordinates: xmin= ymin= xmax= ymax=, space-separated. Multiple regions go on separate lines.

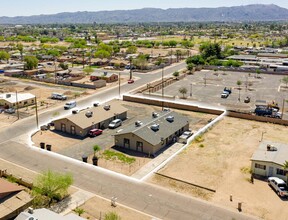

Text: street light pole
xmin=34 ymin=97 xmax=39 ymax=129
xmin=15 ymin=90 xmax=19 ymax=120
xmin=190 ymin=83 xmax=192 ymax=97
xmin=162 ymin=67 xmax=164 ymax=110
xmin=118 ymin=72 xmax=121 ymax=99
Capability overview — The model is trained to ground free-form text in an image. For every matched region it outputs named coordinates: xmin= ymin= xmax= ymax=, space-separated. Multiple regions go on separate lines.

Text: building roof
xmin=55 ymin=100 xmax=128 ymax=130
xmin=16 ymin=208 xmax=85 ymax=220
xmin=115 ymin=111 xmax=189 ymax=146
xmin=227 ymin=55 xmax=258 ymax=61
xmin=251 ymin=141 xmax=288 ymax=166
xmin=0 ymin=178 xmax=24 ymax=197
xmin=91 ymin=71 xmax=117 ymax=78
xmin=0 ymin=93 xmax=35 ymax=104
xmin=257 ymin=53 xmax=288 ymax=58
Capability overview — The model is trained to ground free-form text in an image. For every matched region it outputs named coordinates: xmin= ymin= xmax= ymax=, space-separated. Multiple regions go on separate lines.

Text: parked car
xmin=221 ymin=91 xmax=229 ymax=98
xmin=51 ymin=92 xmax=67 ymax=100
xmin=128 ymin=79 xmax=134 ymax=84
xmin=268 ymin=177 xmax=288 ymax=197
xmin=5 ymin=108 xmax=15 ymax=114
xmin=179 ymin=131 xmax=193 ymax=144
xmin=88 ymin=129 xmax=103 ymax=137
xmin=108 ymin=119 xmax=122 ymax=129
xmin=64 ymin=100 xmax=76 ymax=110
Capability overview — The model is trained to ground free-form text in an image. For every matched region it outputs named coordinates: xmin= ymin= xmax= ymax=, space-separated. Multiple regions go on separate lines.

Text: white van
xmin=108 ymin=119 xmax=122 ymax=129
xmin=64 ymin=100 xmax=76 ymax=110
xmin=51 ymin=92 xmax=67 ymax=100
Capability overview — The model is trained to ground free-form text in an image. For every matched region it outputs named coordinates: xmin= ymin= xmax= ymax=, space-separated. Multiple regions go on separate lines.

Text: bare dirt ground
xmin=71 ymin=196 xmax=152 ymax=220
xmin=149 ymin=116 xmax=288 ymax=220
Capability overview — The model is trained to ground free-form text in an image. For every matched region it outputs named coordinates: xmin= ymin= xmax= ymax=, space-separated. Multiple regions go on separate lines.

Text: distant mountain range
xmin=1 ymin=4 xmax=288 ymax=24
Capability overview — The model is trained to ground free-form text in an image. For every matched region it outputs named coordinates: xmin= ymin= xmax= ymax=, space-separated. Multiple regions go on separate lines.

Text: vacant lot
xmin=149 ymin=116 xmax=288 ymax=220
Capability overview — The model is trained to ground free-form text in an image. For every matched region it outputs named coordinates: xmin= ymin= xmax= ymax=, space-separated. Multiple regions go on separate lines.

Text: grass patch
xmin=194 ymin=135 xmax=204 ymax=143
xmin=240 ymin=166 xmax=252 ymax=174
xmin=199 ymin=144 xmax=205 ymax=148
xmin=102 ymin=150 xmax=136 ymax=164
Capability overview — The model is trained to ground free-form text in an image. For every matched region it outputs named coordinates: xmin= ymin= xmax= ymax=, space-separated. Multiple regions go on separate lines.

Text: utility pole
xmin=15 ymin=90 xmax=19 ymax=120
xmin=118 ymin=72 xmax=121 ymax=99
xmin=281 ymin=99 xmax=285 ymax=119
xmin=129 ymin=57 xmax=133 ymax=80
xmin=54 ymin=57 xmax=57 ymax=84
xmin=162 ymin=67 xmax=164 ymax=110
xmin=34 ymin=97 xmax=39 ymax=129
xmin=204 ymin=72 xmax=207 ymax=87
xmin=190 ymin=83 xmax=192 ymax=97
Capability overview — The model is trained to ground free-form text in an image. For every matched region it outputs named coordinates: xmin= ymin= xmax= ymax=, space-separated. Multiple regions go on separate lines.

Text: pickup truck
xmin=179 ymin=131 xmax=193 ymax=144
xmin=221 ymin=91 xmax=230 ymax=98
xmin=268 ymin=177 xmax=288 ymax=197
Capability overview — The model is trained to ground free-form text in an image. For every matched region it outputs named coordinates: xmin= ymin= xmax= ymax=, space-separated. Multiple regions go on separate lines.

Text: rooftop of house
xmin=0 ymin=93 xmax=35 ymax=103
xmin=115 ymin=110 xmax=189 ymax=146
xmin=251 ymin=141 xmax=288 ymax=166
xmin=91 ymin=71 xmax=118 ymax=77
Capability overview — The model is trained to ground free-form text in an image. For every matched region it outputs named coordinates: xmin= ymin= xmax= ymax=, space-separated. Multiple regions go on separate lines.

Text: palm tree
xmin=179 ymin=87 xmax=188 ymax=98
xmin=283 ymin=160 xmax=288 ymax=185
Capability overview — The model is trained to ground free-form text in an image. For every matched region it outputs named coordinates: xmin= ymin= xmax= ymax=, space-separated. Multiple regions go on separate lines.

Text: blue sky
xmin=2 ymin=0 xmax=288 ymax=17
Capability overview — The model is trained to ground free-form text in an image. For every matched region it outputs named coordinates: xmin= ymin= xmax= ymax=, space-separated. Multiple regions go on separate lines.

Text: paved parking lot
xmin=156 ymin=70 xmax=288 ymax=119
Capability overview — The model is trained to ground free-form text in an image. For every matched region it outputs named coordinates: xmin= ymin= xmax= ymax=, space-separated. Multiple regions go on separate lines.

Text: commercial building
xmin=53 ymin=100 xmax=128 ymax=137
xmin=114 ymin=110 xmax=189 ymax=155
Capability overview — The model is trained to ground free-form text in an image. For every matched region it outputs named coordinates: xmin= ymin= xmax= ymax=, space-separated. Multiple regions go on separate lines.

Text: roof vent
xmin=151 ymin=124 xmax=160 ymax=131
xmin=166 ymin=115 xmax=174 ymax=122
xmin=104 ymin=105 xmax=110 ymax=111
xmin=152 ymin=112 xmax=159 ymax=118
xmin=135 ymin=121 xmax=142 ymax=127
xmin=6 ymin=94 xmax=11 ymax=98
xmin=28 ymin=207 xmax=33 ymax=214
xmin=267 ymin=144 xmax=277 ymax=151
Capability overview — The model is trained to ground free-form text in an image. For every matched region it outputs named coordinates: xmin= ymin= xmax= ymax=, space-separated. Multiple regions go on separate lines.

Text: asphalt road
xmin=0 ymin=62 xmax=257 ymax=220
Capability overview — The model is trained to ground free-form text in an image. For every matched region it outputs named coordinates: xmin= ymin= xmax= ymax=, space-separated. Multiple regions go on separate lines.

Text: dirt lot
xmin=32 ymin=101 xmax=214 ymax=176
xmin=72 ymin=195 xmax=152 ymax=220
xmin=149 ymin=116 xmax=288 ymax=220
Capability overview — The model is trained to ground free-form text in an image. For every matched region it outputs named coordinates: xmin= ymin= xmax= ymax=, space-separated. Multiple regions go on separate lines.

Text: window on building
xmin=24 ymin=101 xmax=27 ymax=105
xmin=31 ymin=99 xmax=34 ymax=103
xmin=276 ymin=168 xmax=287 ymax=176
xmin=255 ymin=163 xmax=266 ymax=170
xmin=71 ymin=126 xmax=75 ymax=135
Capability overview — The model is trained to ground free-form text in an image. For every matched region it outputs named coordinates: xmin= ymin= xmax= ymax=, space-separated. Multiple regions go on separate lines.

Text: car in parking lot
xmin=72 ymin=109 xmax=79 ymax=114
xmin=88 ymin=129 xmax=103 ymax=137
xmin=5 ymin=108 xmax=16 ymax=114
xmin=268 ymin=177 xmax=288 ymax=197
xmin=108 ymin=119 xmax=122 ymax=129
xmin=128 ymin=79 xmax=134 ymax=84
xmin=179 ymin=131 xmax=193 ymax=144
xmin=221 ymin=91 xmax=230 ymax=98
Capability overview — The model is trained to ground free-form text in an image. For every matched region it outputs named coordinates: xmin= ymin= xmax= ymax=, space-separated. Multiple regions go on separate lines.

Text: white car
xmin=179 ymin=131 xmax=193 ymax=144
xmin=268 ymin=177 xmax=288 ymax=197
xmin=108 ymin=119 xmax=122 ymax=129
xmin=221 ymin=91 xmax=229 ymax=98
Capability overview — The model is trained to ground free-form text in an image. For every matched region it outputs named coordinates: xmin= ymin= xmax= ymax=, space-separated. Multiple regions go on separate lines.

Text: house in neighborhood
xmin=0 ymin=178 xmax=33 ymax=220
xmin=53 ymin=100 xmax=127 ymax=137
xmin=90 ymin=71 xmax=118 ymax=83
xmin=114 ymin=111 xmax=189 ymax=155
xmin=251 ymin=141 xmax=288 ymax=181
xmin=16 ymin=208 xmax=85 ymax=220
xmin=0 ymin=93 xmax=35 ymax=108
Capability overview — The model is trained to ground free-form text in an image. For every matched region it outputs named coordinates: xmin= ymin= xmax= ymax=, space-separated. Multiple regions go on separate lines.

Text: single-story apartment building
xmin=251 ymin=141 xmax=288 ymax=181
xmin=90 ymin=71 xmax=118 ymax=83
xmin=0 ymin=93 xmax=35 ymax=108
xmin=53 ymin=100 xmax=128 ymax=137
xmin=114 ymin=111 xmax=189 ymax=155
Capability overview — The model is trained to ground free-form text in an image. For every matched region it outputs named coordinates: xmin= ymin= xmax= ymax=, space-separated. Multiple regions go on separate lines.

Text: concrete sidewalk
xmin=131 ymin=143 xmax=184 ymax=180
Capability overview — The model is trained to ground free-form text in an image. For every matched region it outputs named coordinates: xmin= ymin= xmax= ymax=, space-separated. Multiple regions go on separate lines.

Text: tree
xmin=104 ymin=212 xmax=121 ymax=220
xmin=92 ymin=145 xmax=101 ymax=166
xmin=187 ymin=63 xmax=195 ymax=74
xmin=94 ymin=50 xmax=111 ymax=59
xmin=281 ymin=76 xmax=288 ymax=88
xmin=83 ymin=67 xmax=94 ymax=75
xmin=74 ymin=207 xmax=85 ymax=216
xmin=179 ymin=87 xmax=187 ymax=98
xmin=186 ymin=55 xmax=205 ymax=65
xmin=32 ymin=170 xmax=73 ymax=207
xmin=126 ymin=45 xmax=137 ymax=54
xmin=24 ymin=56 xmax=38 ymax=70
xmin=133 ymin=55 xmax=148 ymax=70
xmin=16 ymin=43 xmax=24 ymax=61
xmin=283 ymin=160 xmax=288 ymax=185
xmin=0 ymin=51 xmax=10 ymax=61
xmin=173 ymin=71 xmax=179 ymax=78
